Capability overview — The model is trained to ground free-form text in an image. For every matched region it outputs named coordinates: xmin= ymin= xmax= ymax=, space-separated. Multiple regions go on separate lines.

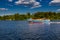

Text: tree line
xmin=0 ymin=12 xmax=60 ymax=20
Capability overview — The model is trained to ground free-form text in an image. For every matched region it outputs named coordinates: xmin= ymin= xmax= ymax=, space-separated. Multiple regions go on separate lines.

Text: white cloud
xmin=8 ymin=0 xmax=13 ymax=2
xmin=0 ymin=8 xmax=8 ymax=11
xmin=15 ymin=0 xmax=41 ymax=8
xmin=49 ymin=0 xmax=60 ymax=5
xmin=57 ymin=9 xmax=60 ymax=12
xmin=31 ymin=5 xmax=41 ymax=9
xmin=0 ymin=13 xmax=13 ymax=16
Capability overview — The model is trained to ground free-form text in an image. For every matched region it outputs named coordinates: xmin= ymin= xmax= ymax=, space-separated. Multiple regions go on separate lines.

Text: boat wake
xmin=28 ymin=22 xmax=60 ymax=25
xmin=50 ymin=22 xmax=60 ymax=24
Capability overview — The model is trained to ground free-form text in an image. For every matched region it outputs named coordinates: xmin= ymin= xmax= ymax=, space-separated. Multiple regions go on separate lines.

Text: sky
xmin=0 ymin=0 xmax=60 ymax=15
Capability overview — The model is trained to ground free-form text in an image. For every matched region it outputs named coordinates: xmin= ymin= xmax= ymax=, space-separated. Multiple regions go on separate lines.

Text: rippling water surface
xmin=0 ymin=21 xmax=60 ymax=40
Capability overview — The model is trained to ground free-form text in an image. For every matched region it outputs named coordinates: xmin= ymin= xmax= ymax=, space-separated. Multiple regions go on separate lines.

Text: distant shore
xmin=0 ymin=12 xmax=60 ymax=20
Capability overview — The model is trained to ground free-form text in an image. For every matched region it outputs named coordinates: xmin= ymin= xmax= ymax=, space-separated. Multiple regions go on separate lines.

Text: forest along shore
xmin=0 ymin=12 xmax=60 ymax=20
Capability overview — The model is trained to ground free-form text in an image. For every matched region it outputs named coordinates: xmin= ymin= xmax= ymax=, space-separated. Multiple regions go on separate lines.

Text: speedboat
xmin=27 ymin=18 xmax=50 ymax=24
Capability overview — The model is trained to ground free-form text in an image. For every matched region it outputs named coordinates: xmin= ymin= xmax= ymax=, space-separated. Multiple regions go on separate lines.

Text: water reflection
xmin=27 ymin=23 xmax=50 ymax=40
xmin=28 ymin=23 xmax=60 ymax=40
xmin=0 ymin=21 xmax=60 ymax=40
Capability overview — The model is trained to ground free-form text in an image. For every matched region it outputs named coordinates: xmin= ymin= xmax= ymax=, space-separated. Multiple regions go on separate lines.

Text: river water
xmin=0 ymin=21 xmax=60 ymax=40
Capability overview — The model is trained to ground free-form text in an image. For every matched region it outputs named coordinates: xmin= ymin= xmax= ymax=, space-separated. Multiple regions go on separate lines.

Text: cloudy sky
xmin=0 ymin=0 xmax=60 ymax=15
